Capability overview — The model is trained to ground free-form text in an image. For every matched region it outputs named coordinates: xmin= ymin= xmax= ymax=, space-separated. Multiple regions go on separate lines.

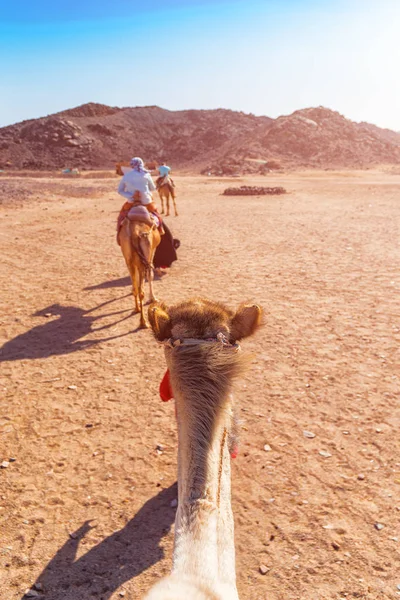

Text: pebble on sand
xmin=374 ymin=523 xmax=385 ymax=531
xmin=1 ymin=461 xmax=10 ymax=468
xmin=263 ymin=444 xmax=272 ymax=452
xmin=170 ymin=499 xmax=178 ymax=508
xmin=319 ymin=450 xmax=332 ymax=458
xmin=259 ymin=564 xmax=269 ymax=575
xmin=303 ymin=430 xmax=316 ymax=439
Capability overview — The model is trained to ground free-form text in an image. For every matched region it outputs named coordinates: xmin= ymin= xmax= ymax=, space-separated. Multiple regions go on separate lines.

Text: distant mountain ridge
xmin=1 ymin=102 xmax=399 ymax=171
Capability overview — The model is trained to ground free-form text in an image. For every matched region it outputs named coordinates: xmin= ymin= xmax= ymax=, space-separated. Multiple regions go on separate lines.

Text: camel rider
xmin=156 ymin=162 xmax=175 ymax=192
xmin=117 ymin=157 xmax=163 ymax=243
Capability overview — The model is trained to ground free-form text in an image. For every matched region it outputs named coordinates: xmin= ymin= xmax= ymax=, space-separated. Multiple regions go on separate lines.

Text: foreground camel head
xmin=148 ymin=298 xmax=262 ymax=434
xmin=149 ymin=298 xmax=262 ymax=346
xmin=145 ymin=298 xmax=262 ymax=600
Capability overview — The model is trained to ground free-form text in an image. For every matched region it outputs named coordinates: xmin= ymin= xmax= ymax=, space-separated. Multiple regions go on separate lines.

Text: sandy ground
xmin=0 ymin=171 xmax=399 ymax=600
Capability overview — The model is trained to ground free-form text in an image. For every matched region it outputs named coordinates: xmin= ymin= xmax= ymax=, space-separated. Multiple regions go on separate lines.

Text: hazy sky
xmin=1 ymin=0 xmax=399 ymax=129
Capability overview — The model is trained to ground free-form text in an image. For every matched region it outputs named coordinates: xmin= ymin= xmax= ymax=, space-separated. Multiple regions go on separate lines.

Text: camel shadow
xmin=84 ymin=277 xmax=131 ymax=291
xmin=0 ymin=295 xmax=138 ymax=362
xmin=84 ymin=271 xmax=166 ymax=291
xmin=21 ymin=483 xmax=177 ymax=600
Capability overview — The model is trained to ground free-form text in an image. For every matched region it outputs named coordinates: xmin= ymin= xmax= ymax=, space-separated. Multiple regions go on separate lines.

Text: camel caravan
xmin=116 ymin=159 xmax=178 ymax=216
xmin=144 ymin=299 xmax=262 ymax=599
xmin=116 ymin=157 xmax=179 ymax=324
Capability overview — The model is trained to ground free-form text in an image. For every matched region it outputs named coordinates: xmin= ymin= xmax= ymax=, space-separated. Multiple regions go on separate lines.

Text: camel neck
xmin=171 ymin=390 xmax=237 ymax=592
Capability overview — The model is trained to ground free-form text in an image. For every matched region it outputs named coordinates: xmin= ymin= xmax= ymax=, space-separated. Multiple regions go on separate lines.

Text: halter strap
xmin=163 ymin=332 xmax=240 ymax=352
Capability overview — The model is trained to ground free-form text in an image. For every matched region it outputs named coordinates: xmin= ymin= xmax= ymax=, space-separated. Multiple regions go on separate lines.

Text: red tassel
xmin=231 ymin=444 xmax=239 ymax=459
xmin=160 ymin=369 xmax=173 ymax=401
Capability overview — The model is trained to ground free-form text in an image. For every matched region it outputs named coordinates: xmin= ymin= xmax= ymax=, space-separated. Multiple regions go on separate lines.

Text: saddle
xmin=127 ymin=205 xmax=159 ymax=228
xmin=156 ymin=175 xmax=174 ymax=191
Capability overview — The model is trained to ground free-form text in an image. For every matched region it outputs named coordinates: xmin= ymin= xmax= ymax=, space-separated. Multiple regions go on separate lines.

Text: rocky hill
xmin=0 ymin=102 xmax=399 ymax=172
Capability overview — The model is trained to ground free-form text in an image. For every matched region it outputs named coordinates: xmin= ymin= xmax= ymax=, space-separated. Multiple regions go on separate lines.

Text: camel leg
xmin=138 ymin=269 xmax=148 ymax=328
xmin=147 ymin=264 xmax=158 ymax=304
xmin=172 ymin=193 xmax=178 ymax=216
xmin=121 ymin=232 xmax=140 ymax=314
xmin=165 ymin=193 xmax=170 ymax=217
xmin=131 ymin=265 xmax=140 ymax=314
xmin=159 ymin=192 xmax=165 ymax=214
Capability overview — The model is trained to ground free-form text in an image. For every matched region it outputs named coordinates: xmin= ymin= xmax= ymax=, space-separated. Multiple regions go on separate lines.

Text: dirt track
xmin=1 ymin=171 xmax=399 ymax=600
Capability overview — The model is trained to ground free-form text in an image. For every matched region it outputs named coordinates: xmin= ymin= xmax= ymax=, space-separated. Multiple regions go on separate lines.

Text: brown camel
xmin=115 ymin=161 xmax=130 ymax=176
xmin=145 ymin=298 xmax=262 ymax=599
xmin=158 ymin=178 xmax=178 ymax=217
xmin=119 ymin=214 xmax=161 ymax=328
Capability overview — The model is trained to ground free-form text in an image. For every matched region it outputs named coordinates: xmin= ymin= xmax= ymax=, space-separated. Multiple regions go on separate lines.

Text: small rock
xmin=24 ymin=590 xmax=40 ymax=598
xmin=9 ymin=457 xmax=16 ymax=462
xmin=170 ymin=498 xmax=178 ymax=508
xmin=374 ymin=523 xmax=385 ymax=531
xmin=33 ymin=583 xmax=43 ymax=591
xmin=357 ymin=474 xmax=365 ymax=480
xmin=156 ymin=444 xmax=164 ymax=452
xmin=119 ymin=591 xmax=126 ymax=597
xmin=1 ymin=461 xmax=10 ymax=468
xmin=303 ymin=430 xmax=316 ymax=439
xmin=397 ymin=584 xmax=400 ymax=591
xmin=85 ymin=423 xmax=93 ymax=428
xmin=67 ymin=385 xmax=77 ymax=390
xmin=263 ymin=444 xmax=272 ymax=452
xmin=319 ymin=450 xmax=332 ymax=458
xmin=376 ymin=428 xmax=382 ymax=433
xmin=332 ymin=541 xmax=340 ymax=550
xmin=259 ymin=564 xmax=269 ymax=575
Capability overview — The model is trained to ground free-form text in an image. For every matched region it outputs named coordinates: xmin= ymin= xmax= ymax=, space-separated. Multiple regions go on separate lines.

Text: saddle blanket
xmin=127 ymin=205 xmax=159 ymax=227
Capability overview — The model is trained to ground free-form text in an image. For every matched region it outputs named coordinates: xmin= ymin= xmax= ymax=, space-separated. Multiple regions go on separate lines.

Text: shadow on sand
xmin=84 ymin=270 xmax=167 ymax=292
xmin=0 ymin=295 xmax=139 ymax=362
xmin=84 ymin=277 xmax=132 ymax=291
xmin=21 ymin=483 xmax=177 ymax=600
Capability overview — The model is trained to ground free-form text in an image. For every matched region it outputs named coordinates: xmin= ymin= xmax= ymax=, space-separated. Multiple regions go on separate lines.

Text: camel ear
xmin=148 ymin=303 xmax=172 ymax=341
xmin=230 ymin=304 xmax=262 ymax=341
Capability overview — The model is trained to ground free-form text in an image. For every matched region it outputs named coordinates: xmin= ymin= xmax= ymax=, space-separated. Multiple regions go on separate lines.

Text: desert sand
xmin=1 ymin=171 xmax=399 ymax=600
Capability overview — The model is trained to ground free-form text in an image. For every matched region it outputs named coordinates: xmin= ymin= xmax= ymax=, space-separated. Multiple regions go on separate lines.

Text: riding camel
xmin=115 ymin=161 xmax=131 ymax=176
xmin=145 ymin=298 xmax=262 ymax=599
xmin=119 ymin=200 xmax=161 ymax=328
xmin=158 ymin=178 xmax=178 ymax=217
